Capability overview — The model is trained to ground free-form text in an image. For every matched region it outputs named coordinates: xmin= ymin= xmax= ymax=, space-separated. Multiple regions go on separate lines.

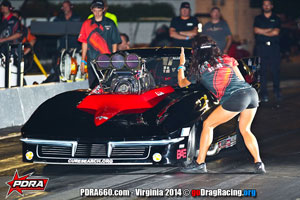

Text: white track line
xmin=0 ymin=132 xmax=21 ymax=140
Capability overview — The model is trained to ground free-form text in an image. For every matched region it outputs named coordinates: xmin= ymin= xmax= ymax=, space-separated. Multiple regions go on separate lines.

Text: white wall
xmin=15 ymin=0 xmax=196 ymax=45
xmin=118 ymin=22 xmax=171 ymax=45
xmin=0 ymin=81 xmax=88 ymax=129
xmin=24 ymin=17 xmax=171 ymax=45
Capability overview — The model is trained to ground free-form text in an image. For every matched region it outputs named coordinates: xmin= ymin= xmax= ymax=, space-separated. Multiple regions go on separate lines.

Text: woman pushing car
xmin=177 ymin=35 xmax=266 ymax=174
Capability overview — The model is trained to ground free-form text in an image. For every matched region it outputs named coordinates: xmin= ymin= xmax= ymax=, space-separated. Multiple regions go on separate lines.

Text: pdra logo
xmin=5 ymin=170 xmax=48 ymax=198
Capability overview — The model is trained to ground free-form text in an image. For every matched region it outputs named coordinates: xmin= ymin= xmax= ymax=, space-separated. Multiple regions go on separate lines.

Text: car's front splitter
xmin=21 ymin=136 xmax=189 ymax=166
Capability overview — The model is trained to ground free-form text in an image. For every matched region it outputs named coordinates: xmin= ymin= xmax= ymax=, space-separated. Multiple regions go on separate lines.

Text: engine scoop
xmin=77 ymin=86 xmax=174 ymax=126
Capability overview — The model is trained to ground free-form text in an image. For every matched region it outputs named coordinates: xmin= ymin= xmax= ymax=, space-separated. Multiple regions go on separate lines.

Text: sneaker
xmin=254 ymin=162 xmax=266 ymax=174
xmin=180 ymin=160 xmax=207 ymax=173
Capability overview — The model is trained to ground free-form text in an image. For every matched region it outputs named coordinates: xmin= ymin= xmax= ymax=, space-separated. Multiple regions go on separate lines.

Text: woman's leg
xmin=196 ymin=105 xmax=239 ymax=164
xmin=238 ymin=108 xmax=262 ymax=163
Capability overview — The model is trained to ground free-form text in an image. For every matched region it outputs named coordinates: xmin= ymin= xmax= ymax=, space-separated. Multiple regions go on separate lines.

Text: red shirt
xmin=2 ymin=13 xmax=13 ymax=21
xmin=78 ymin=17 xmax=121 ymax=55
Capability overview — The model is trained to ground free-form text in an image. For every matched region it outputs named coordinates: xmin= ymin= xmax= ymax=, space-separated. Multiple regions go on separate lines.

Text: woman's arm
xmin=177 ymin=47 xmax=191 ymax=88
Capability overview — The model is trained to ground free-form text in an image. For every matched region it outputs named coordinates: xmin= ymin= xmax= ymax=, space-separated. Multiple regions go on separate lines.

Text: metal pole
xmin=4 ymin=43 xmax=9 ymax=88
xmin=133 ymin=22 xmax=140 ymax=46
xmin=65 ymin=22 xmax=68 ymax=50
xmin=20 ymin=44 xmax=24 ymax=87
xmin=8 ymin=45 xmax=12 ymax=88
xmin=16 ymin=43 xmax=23 ymax=86
xmin=65 ymin=34 xmax=68 ymax=50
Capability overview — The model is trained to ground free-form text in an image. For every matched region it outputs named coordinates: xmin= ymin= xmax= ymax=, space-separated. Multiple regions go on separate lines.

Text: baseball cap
xmin=1 ymin=0 xmax=12 ymax=8
xmin=180 ymin=2 xmax=191 ymax=9
xmin=91 ymin=0 xmax=104 ymax=9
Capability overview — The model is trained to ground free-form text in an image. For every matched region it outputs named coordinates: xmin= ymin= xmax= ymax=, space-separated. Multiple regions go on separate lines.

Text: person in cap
xmin=202 ymin=7 xmax=232 ymax=54
xmin=0 ymin=0 xmax=22 ymax=50
xmin=87 ymin=0 xmax=118 ymax=27
xmin=78 ymin=0 xmax=121 ymax=88
xmin=169 ymin=2 xmax=198 ymax=47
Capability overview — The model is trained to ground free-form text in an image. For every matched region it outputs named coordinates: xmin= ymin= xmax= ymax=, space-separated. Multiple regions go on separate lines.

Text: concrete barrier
xmin=0 ymin=81 xmax=88 ymax=129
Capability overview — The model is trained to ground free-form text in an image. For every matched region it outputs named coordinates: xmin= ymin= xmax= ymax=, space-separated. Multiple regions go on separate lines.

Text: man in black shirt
xmin=254 ymin=0 xmax=281 ymax=103
xmin=169 ymin=2 xmax=198 ymax=47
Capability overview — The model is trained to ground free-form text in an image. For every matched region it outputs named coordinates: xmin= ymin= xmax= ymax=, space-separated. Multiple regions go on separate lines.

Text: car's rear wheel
xmin=182 ymin=124 xmax=197 ymax=167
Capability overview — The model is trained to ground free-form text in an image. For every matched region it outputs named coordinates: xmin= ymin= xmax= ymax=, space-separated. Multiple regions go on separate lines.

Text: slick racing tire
xmin=182 ymin=124 xmax=197 ymax=167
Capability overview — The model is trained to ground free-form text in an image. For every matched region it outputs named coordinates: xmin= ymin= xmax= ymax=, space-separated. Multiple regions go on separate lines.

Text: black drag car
xmin=21 ymin=47 xmax=260 ymax=166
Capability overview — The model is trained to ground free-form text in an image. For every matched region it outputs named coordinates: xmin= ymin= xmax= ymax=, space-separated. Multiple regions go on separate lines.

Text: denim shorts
xmin=222 ymin=87 xmax=259 ymax=112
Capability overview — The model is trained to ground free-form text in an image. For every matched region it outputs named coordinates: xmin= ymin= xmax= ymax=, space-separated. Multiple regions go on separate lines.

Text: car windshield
xmin=123 ymin=47 xmax=192 ymax=87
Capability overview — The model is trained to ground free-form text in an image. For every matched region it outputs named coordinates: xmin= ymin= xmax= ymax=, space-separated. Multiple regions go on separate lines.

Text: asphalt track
xmin=0 ymin=78 xmax=300 ymax=199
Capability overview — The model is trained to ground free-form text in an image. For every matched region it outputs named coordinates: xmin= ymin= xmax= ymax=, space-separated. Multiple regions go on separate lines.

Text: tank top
xmin=199 ymin=55 xmax=251 ymax=104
